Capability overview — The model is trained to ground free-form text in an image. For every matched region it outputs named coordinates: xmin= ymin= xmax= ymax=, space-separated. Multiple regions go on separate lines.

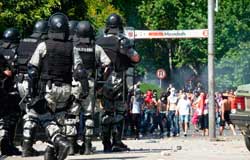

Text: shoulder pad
xmin=119 ymin=35 xmax=134 ymax=49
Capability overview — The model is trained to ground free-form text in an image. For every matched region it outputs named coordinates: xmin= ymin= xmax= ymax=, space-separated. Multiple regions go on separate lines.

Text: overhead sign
xmin=156 ymin=68 xmax=166 ymax=79
xmin=124 ymin=29 xmax=208 ymax=39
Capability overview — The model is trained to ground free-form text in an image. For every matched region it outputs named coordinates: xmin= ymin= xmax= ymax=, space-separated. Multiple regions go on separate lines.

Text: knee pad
xmin=0 ymin=129 xmax=8 ymax=140
xmin=64 ymin=124 xmax=77 ymax=136
xmin=85 ymin=119 xmax=94 ymax=136
xmin=45 ymin=122 xmax=61 ymax=141
xmin=64 ymin=115 xmax=78 ymax=136
xmin=23 ymin=120 xmax=38 ymax=139
xmin=85 ymin=119 xmax=94 ymax=128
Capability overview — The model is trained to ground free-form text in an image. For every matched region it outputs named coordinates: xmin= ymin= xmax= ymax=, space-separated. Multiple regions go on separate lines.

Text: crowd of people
xmin=123 ymin=84 xmax=238 ymax=139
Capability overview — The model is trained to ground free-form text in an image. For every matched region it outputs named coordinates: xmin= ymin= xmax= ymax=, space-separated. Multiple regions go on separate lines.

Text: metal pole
xmin=208 ymin=0 xmax=216 ymax=139
xmin=160 ymin=79 xmax=162 ymax=88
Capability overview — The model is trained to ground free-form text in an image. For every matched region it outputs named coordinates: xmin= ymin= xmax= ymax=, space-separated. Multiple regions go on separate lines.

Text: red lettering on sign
xmin=149 ymin=32 xmax=164 ymax=36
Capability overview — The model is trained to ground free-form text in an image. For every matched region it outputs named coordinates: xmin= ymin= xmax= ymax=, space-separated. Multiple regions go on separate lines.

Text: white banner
xmin=124 ymin=29 xmax=208 ymax=39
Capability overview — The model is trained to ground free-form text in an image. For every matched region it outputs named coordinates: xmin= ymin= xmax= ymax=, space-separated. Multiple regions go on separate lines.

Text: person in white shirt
xmin=176 ymin=93 xmax=191 ymax=136
xmin=166 ymin=88 xmax=179 ymax=137
xmin=130 ymin=89 xmax=144 ymax=139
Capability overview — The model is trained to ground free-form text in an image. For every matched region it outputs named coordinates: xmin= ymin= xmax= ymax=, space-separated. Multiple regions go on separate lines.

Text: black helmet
xmin=69 ymin=20 xmax=79 ymax=35
xmin=106 ymin=13 xmax=123 ymax=28
xmin=48 ymin=12 xmax=69 ymax=33
xmin=3 ymin=28 xmax=20 ymax=42
xmin=33 ymin=20 xmax=48 ymax=33
xmin=75 ymin=21 xmax=95 ymax=39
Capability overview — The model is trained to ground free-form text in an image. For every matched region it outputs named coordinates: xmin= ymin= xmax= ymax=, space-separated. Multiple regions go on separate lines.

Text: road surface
xmin=3 ymin=129 xmax=249 ymax=160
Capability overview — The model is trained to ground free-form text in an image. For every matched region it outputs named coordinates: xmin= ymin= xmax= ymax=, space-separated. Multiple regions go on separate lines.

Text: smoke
xmin=142 ymin=69 xmax=162 ymax=87
xmin=141 ymin=66 xmax=203 ymax=91
xmin=171 ymin=66 xmax=207 ymax=91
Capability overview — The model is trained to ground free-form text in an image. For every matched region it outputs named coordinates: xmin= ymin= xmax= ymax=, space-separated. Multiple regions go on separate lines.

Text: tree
xmin=174 ymin=0 xmax=207 ymax=75
xmin=216 ymin=42 xmax=250 ymax=90
xmin=0 ymin=0 xmax=61 ymax=36
xmin=136 ymin=0 xmax=179 ymax=83
xmin=84 ymin=0 xmax=121 ymax=30
xmin=215 ymin=0 xmax=250 ymax=89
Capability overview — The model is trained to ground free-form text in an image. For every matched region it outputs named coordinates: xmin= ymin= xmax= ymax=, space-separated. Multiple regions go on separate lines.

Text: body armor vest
xmin=0 ymin=43 xmax=17 ymax=92
xmin=17 ymin=38 xmax=40 ymax=74
xmin=41 ymin=39 xmax=73 ymax=84
xmin=96 ymin=35 xmax=131 ymax=72
xmin=0 ymin=43 xmax=18 ymax=69
xmin=74 ymin=43 xmax=95 ymax=70
xmin=0 ymin=54 xmax=8 ymax=80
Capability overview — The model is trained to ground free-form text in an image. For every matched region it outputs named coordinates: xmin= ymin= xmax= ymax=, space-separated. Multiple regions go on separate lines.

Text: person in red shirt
xmin=141 ymin=89 xmax=157 ymax=135
xmin=194 ymin=92 xmax=208 ymax=136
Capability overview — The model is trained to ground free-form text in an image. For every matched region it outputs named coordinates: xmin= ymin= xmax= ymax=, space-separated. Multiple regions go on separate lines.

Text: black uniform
xmin=71 ymin=21 xmax=111 ymax=155
xmin=17 ymin=21 xmax=48 ymax=157
xmin=0 ymin=28 xmax=22 ymax=156
xmin=96 ymin=13 xmax=138 ymax=152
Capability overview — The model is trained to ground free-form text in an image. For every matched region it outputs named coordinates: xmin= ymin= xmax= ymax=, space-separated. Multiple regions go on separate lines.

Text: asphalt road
xmin=3 ymin=128 xmax=250 ymax=160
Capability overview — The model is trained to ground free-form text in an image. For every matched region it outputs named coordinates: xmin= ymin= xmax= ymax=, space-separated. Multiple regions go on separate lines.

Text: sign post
xmin=156 ymin=69 xmax=166 ymax=88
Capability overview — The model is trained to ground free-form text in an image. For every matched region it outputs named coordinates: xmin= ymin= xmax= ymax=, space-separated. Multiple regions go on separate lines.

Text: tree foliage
xmin=0 ymin=0 xmax=61 ymax=35
xmin=1 ymin=0 xmax=250 ymax=90
xmin=214 ymin=0 xmax=250 ymax=89
xmin=84 ymin=0 xmax=121 ymax=30
xmin=216 ymin=42 xmax=250 ymax=90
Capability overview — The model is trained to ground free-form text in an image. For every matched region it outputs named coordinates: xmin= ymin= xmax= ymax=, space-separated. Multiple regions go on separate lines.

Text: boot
xmin=54 ymin=135 xmax=70 ymax=160
xmin=22 ymin=139 xmax=39 ymax=157
xmin=1 ymin=137 xmax=21 ymax=156
xmin=103 ymin=140 xmax=112 ymax=153
xmin=84 ymin=138 xmax=92 ymax=155
xmin=102 ymin=130 xmax=112 ymax=153
xmin=112 ymin=141 xmax=130 ymax=152
xmin=44 ymin=146 xmax=57 ymax=160
xmin=77 ymin=138 xmax=85 ymax=155
xmin=9 ymin=145 xmax=22 ymax=155
xmin=67 ymin=136 xmax=76 ymax=155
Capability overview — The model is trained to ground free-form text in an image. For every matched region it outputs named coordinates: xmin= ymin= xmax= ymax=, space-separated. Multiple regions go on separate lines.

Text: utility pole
xmin=208 ymin=0 xmax=216 ymax=139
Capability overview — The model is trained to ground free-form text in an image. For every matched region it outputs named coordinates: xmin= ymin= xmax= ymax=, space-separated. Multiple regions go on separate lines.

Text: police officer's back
xmin=17 ymin=20 xmax=48 ymax=157
xmin=17 ymin=20 xmax=48 ymax=99
xmin=96 ymin=14 xmax=139 ymax=72
xmin=28 ymin=12 xmax=74 ymax=160
xmin=96 ymin=13 xmax=140 ymax=153
xmin=72 ymin=20 xmax=111 ymax=155
xmin=17 ymin=20 xmax=48 ymax=76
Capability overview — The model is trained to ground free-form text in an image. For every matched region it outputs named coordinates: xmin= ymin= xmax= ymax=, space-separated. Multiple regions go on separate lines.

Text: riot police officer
xmin=96 ymin=13 xmax=140 ymax=152
xmin=0 ymin=28 xmax=22 ymax=155
xmin=28 ymin=12 xmax=78 ymax=160
xmin=70 ymin=21 xmax=111 ymax=155
xmin=16 ymin=20 xmax=48 ymax=157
